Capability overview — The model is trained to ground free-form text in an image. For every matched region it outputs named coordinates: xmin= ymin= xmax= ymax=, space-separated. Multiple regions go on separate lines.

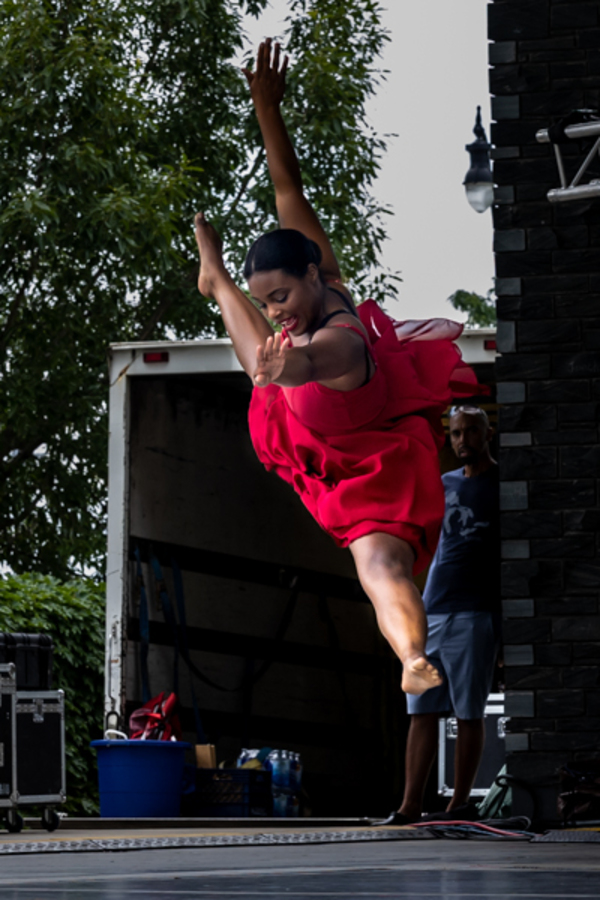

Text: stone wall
xmin=488 ymin=0 xmax=600 ymax=823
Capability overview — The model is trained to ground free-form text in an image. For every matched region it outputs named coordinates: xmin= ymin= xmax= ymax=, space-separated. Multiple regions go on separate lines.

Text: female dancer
xmin=195 ymin=40 xmax=479 ymax=695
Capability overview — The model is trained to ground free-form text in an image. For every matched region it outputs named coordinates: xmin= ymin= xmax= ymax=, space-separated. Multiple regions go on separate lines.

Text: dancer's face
xmin=248 ymin=265 xmax=323 ymax=336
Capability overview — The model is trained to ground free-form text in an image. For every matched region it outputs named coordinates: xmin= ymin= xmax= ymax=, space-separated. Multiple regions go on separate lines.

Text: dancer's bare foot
xmin=195 ymin=212 xmax=227 ymax=298
xmin=401 ymin=656 xmax=442 ymax=696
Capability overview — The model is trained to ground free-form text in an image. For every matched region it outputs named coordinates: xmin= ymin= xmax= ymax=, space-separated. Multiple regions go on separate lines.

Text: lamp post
xmin=464 ymin=106 xmax=493 ymax=213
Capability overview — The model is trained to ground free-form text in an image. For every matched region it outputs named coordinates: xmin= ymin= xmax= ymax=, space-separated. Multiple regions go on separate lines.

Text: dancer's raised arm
xmin=243 ymin=39 xmax=343 ymax=283
xmin=196 ymin=41 xmax=369 ymax=391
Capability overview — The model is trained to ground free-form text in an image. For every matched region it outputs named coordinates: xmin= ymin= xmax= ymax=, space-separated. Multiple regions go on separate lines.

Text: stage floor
xmin=0 ymin=820 xmax=598 ymax=898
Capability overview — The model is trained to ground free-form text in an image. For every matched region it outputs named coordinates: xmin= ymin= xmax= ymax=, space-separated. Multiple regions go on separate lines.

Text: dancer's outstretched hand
xmin=254 ymin=332 xmax=290 ymax=386
xmin=242 ymin=38 xmax=289 ymax=108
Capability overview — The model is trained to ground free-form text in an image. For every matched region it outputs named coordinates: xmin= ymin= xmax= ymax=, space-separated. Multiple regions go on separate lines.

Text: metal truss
xmin=537 ymin=119 xmax=600 ymax=202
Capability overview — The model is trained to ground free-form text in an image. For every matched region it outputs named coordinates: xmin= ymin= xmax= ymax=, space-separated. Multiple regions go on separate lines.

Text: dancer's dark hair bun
xmin=243 ymin=229 xmax=322 ymax=280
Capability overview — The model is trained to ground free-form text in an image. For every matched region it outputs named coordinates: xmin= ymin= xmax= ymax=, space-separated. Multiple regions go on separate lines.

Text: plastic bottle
xmin=271 ymin=749 xmax=289 ymax=787
xmin=281 ymin=750 xmax=291 ymax=788
xmin=273 ymin=789 xmax=288 ymax=817
xmin=290 ymin=752 xmax=303 ymax=790
xmin=288 ymin=793 xmax=300 ymax=817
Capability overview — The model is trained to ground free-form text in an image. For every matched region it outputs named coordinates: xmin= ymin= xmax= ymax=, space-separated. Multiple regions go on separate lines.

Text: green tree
xmin=0 ymin=0 xmax=394 ymax=577
xmin=0 ymin=574 xmax=105 ymax=814
xmin=447 ymin=286 xmax=497 ymax=328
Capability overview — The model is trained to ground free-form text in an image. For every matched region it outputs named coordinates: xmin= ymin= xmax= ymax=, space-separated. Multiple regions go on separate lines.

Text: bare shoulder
xmin=310 ymin=315 xmax=368 ymax=356
xmin=311 ymin=314 xmax=361 ymax=341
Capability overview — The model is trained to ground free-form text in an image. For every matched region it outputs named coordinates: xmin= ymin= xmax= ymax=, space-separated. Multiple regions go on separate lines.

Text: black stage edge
xmin=23 ymin=816 xmax=373 ymax=830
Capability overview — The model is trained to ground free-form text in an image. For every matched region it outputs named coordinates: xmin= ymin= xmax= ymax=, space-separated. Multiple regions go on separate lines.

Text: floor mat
xmin=0 ymin=828 xmax=434 ymax=855
xmin=533 ymin=830 xmax=600 ymax=843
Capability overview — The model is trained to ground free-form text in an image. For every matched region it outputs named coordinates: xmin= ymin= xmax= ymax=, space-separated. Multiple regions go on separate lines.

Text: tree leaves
xmin=0 ymin=0 xmax=394 ymax=576
xmin=447 ymin=287 xmax=497 ymax=328
xmin=0 ymin=573 xmax=105 ymax=813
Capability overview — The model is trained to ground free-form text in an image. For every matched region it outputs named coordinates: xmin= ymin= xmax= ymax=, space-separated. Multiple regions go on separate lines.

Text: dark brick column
xmin=489 ymin=0 xmax=600 ymax=824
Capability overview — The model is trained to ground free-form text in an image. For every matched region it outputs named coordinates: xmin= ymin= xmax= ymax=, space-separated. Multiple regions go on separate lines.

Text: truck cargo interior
xmin=106 ymin=333 xmax=497 ymax=817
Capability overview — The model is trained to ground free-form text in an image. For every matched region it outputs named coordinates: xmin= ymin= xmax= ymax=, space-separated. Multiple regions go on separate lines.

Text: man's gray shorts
xmin=406 ymin=611 xmax=499 ymax=720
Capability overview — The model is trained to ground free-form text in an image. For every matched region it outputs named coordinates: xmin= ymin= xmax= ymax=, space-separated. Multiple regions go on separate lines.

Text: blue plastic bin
xmin=91 ymin=740 xmax=191 ymax=817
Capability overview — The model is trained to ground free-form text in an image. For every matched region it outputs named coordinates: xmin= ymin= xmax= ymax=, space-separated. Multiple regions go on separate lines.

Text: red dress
xmin=248 ymin=299 xmax=482 ymax=575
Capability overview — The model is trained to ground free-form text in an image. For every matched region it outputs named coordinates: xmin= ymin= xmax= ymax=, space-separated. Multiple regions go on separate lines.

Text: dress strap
xmin=313 ymin=284 xmax=359 ymax=332
xmin=325 ymin=285 xmax=359 ymax=317
xmin=317 ymin=308 xmax=354 ymax=329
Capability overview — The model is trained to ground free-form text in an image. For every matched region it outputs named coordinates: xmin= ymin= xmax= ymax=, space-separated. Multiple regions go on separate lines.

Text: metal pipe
xmin=553 ymin=145 xmax=567 ymax=189
xmin=537 ymin=121 xmax=600 ymax=143
xmin=547 ymin=181 xmax=600 ymax=202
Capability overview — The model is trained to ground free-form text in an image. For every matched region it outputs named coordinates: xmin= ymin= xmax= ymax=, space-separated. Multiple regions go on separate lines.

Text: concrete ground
xmin=0 ymin=821 xmax=598 ymax=898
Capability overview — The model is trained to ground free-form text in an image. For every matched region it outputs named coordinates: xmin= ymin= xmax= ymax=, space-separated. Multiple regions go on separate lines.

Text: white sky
xmin=243 ymin=1 xmax=494 ymax=322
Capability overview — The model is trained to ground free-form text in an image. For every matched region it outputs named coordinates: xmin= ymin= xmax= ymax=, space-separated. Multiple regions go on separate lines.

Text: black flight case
xmin=0 ymin=633 xmax=53 ymax=690
xmin=0 ymin=658 xmax=66 ymax=833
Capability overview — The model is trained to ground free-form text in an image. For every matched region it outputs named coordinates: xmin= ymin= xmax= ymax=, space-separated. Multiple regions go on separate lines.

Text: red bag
xmin=128 ymin=691 xmax=182 ymax=741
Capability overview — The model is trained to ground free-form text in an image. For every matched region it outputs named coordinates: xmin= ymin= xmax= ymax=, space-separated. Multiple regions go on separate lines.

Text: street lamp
xmin=464 ymin=106 xmax=493 ymax=213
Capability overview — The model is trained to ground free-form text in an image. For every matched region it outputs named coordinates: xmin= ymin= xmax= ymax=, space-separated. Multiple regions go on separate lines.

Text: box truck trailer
xmin=105 ymin=329 xmax=496 ymax=815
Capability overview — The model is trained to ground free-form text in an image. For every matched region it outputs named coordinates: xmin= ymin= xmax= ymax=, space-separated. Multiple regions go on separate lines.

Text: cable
xmin=483 ymin=815 xmax=532 ymax=831
xmin=412 ymin=819 xmax=535 ymax=838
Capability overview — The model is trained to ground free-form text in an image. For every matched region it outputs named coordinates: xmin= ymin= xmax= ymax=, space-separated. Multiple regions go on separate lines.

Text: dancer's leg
xmin=398 ymin=713 xmax=439 ymax=820
xmin=195 ymin=214 xmax=273 ymax=377
xmin=349 ymin=533 xmax=442 ymax=695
